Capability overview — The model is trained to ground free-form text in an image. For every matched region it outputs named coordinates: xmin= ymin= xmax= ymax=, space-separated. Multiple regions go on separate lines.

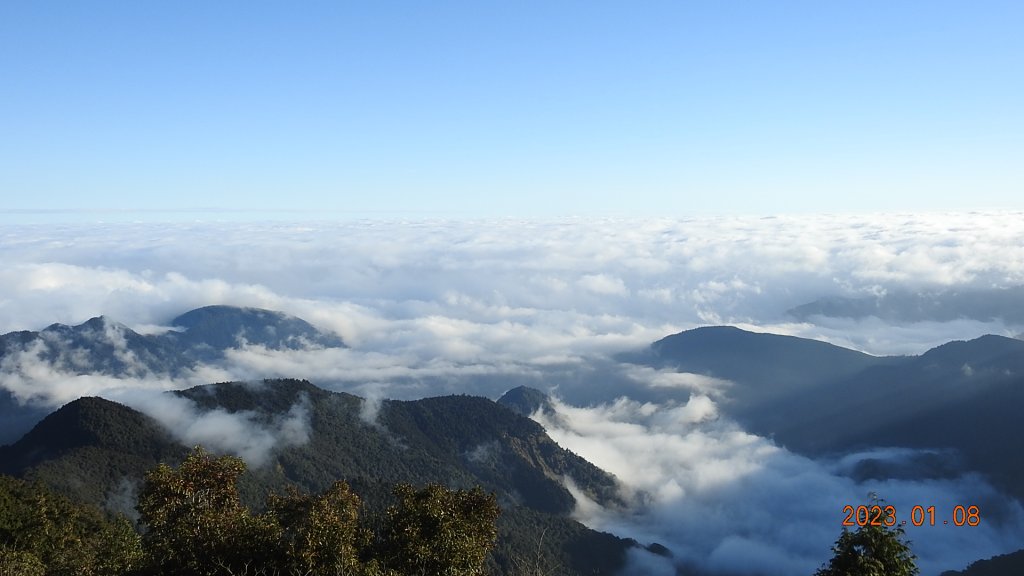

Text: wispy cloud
xmin=114 ymin=387 xmax=312 ymax=468
xmin=534 ymin=394 xmax=1024 ymax=576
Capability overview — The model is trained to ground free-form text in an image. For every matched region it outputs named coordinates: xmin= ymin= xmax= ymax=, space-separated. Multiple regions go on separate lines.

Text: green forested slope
xmin=0 ymin=379 xmax=634 ymax=575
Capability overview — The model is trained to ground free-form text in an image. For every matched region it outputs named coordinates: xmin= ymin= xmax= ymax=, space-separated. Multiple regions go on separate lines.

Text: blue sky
xmin=1 ymin=1 xmax=1021 ymax=219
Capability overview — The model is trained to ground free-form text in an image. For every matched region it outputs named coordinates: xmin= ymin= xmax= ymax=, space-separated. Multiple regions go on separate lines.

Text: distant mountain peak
xmin=82 ymin=315 xmax=109 ymax=328
xmin=167 ymin=305 xmax=345 ymax=356
xmin=171 ymin=305 xmax=287 ymax=327
xmin=0 ymin=306 xmax=349 ymax=441
xmin=637 ymin=325 xmax=881 ymax=390
xmin=42 ymin=314 xmax=118 ymax=334
xmin=497 ymin=386 xmax=555 ymax=418
xmin=0 ymin=395 xmax=180 ymax=468
xmin=917 ymin=333 xmax=1024 ymax=369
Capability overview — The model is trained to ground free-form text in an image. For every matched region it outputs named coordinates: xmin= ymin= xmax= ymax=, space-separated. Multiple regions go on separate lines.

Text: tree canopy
xmin=0 ymin=475 xmax=142 ymax=576
xmin=815 ymin=498 xmax=919 ymax=576
xmin=135 ymin=446 xmax=501 ymax=576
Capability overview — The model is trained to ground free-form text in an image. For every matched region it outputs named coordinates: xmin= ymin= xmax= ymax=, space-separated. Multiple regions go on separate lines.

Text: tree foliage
xmin=267 ymin=481 xmax=368 ymax=575
xmin=137 ymin=447 xmax=279 ymax=575
xmin=377 ymin=483 xmax=500 ymax=576
xmin=2 ymin=380 xmax=632 ymax=575
xmin=134 ymin=446 xmax=500 ymax=576
xmin=0 ymin=475 xmax=142 ymax=576
xmin=815 ymin=497 xmax=919 ymax=576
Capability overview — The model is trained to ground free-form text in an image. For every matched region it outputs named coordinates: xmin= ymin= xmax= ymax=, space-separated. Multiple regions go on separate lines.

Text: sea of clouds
xmin=535 ymin=393 xmax=1024 ymax=576
xmin=3 ymin=211 xmax=1024 ymax=575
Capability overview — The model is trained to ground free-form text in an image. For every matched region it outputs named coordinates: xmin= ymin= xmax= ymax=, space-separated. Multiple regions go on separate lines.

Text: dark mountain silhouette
xmin=621 ymin=325 xmax=901 ymax=417
xmin=497 ymin=385 xmax=556 ymax=418
xmin=9 ymin=316 xmax=185 ymax=375
xmin=753 ymin=335 xmax=1024 ymax=496
xmin=0 ymin=379 xmax=633 ymax=576
xmin=0 ymin=396 xmax=187 ymax=506
xmin=625 ymin=327 xmax=1024 ymax=503
xmin=641 ymin=325 xmax=892 ymax=386
xmin=166 ymin=305 xmax=345 ymax=360
xmin=627 ymin=326 xmax=1024 ymax=574
xmin=940 ymin=549 xmax=1024 ymax=576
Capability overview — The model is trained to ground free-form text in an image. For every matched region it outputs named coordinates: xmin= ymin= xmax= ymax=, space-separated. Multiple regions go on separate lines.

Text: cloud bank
xmin=3 ymin=212 xmax=1024 ymax=573
xmin=3 ymin=213 xmax=1024 ymax=359
xmin=5 ymin=213 xmax=1024 ymax=413
xmin=534 ymin=394 xmax=1024 ymax=576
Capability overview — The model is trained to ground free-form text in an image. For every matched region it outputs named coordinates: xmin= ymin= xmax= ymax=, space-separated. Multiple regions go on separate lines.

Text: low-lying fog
xmin=3 ymin=212 xmax=1024 ymax=575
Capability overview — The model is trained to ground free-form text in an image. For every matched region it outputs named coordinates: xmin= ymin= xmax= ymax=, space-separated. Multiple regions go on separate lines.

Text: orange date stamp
xmin=842 ymin=504 xmax=980 ymax=527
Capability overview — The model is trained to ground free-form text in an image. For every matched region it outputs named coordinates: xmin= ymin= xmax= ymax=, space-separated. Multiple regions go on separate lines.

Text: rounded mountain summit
xmin=167 ymin=305 xmax=345 ymax=358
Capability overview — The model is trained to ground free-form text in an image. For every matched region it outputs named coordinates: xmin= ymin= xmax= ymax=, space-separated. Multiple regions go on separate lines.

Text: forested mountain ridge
xmin=0 ymin=396 xmax=186 ymax=506
xmin=6 ymin=306 xmax=1024 ymax=574
xmin=0 ymin=305 xmax=345 ymax=379
xmin=625 ymin=327 xmax=1024 ymax=499
xmin=623 ymin=325 xmax=901 ymax=410
xmin=0 ymin=379 xmax=634 ymax=575
xmin=0 ymin=305 xmax=347 ymax=443
xmin=625 ymin=326 xmax=1024 ymax=574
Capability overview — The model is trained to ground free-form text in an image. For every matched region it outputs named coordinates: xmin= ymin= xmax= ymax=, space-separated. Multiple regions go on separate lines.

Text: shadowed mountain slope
xmin=496 ymin=385 xmax=556 ymax=418
xmin=167 ymin=305 xmax=345 ymax=360
xmin=940 ymin=549 xmax=1024 ymax=576
xmin=623 ymin=325 xmax=900 ymax=415
xmin=0 ymin=396 xmax=186 ymax=506
xmin=626 ymin=327 xmax=1024 ymax=503
xmin=0 ymin=379 xmax=633 ymax=576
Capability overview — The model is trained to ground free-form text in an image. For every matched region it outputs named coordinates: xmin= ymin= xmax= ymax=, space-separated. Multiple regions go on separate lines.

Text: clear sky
xmin=1 ymin=1 xmax=1021 ymax=219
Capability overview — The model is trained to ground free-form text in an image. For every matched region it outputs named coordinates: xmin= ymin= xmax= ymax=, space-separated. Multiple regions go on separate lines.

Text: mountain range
xmin=2 ymin=305 xmax=1023 ymax=574
xmin=0 ymin=378 xmax=636 ymax=575
xmin=0 ymin=304 xmax=344 ymax=378
xmin=626 ymin=326 xmax=1024 ymax=503
xmin=0 ymin=305 xmax=345 ymax=443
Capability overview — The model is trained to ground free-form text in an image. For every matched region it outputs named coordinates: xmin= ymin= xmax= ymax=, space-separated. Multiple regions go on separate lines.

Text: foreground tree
xmin=378 ymin=483 xmax=500 ymax=576
xmin=815 ymin=498 xmax=919 ymax=576
xmin=136 ymin=447 xmax=278 ymax=575
xmin=267 ymin=481 xmax=369 ymax=575
xmin=0 ymin=547 xmax=45 ymax=576
xmin=0 ymin=475 xmax=142 ymax=576
xmin=137 ymin=447 xmax=500 ymax=575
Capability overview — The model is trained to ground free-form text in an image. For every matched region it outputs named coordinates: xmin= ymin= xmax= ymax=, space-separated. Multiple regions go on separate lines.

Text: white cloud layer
xmin=3 ymin=212 xmax=1024 ymax=573
xmin=535 ymin=395 xmax=1024 ymax=576
xmin=3 ymin=213 xmax=1024 ymax=360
